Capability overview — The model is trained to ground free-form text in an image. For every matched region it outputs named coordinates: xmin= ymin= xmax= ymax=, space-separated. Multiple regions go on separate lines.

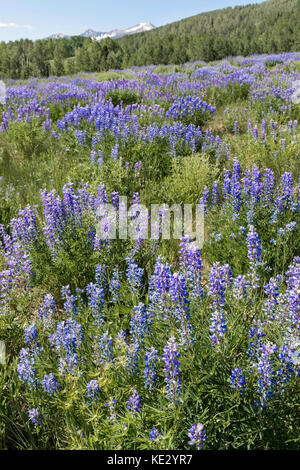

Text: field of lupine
xmin=0 ymin=52 xmax=299 ymax=450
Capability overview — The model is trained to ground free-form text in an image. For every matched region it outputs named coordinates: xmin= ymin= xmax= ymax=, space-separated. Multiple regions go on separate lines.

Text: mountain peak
xmin=46 ymin=22 xmax=155 ymax=41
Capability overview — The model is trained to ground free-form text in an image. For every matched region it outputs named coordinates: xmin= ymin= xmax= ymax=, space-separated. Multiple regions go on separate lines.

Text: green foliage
xmin=106 ymin=89 xmax=141 ymax=107
xmin=153 ymin=154 xmax=219 ymax=205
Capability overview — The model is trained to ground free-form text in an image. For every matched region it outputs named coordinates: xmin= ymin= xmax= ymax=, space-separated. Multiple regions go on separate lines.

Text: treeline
xmin=0 ymin=0 xmax=299 ymax=78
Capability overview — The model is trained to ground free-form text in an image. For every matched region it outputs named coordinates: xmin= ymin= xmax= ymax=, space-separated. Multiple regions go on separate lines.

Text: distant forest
xmin=0 ymin=0 xmax=299 ymax=79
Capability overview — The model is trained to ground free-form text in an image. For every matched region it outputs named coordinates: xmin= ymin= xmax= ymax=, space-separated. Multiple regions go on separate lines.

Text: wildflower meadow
xmin=0 ymin=52 xmax=299 ymax=450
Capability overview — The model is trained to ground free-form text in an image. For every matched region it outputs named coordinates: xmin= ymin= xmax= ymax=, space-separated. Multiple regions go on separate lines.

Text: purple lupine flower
xmin=233 ymin=120 xmax=238 ymax=135
xmin=247 ymin=119 xmax=252 ymax=133
xmin=93 ymin=331 xmax=113 ymax=368
xmin=126 ymin=340 xmax=140 ymax=375
xmin=150 ymin=428 xmax=162 ymax=442
xmin=162 ymin=337 xmax=182 ymax=405
xmin=231 ymin=159 xmax=241 ymax=220
xmin=149 ymin=256 xmax=173 ymax=320
xmin=109 ymin=267 xmax=122 ymax=304
xmin=229 ymin=368 xmax=246 ymax=394
xmin=127 ymin=389 xmax=141 ymax=415
xmin=42 ymin=373 xmax=60 ymax=396
xmin=247 ymin=225 xmax=262 ymax=288
xmin=144 ymin=347 xmax=158 ymax=392
xmin=134 ymin=161 xmax=143 ymax=173
xmin=273 ymin=172 xmax=294 ymax=218
xmin=111 ymin=143 xmax=119 ymax=160
xmin=254 ymin=342 xmax=277 ymax=408
xmin=248 ymin=321 xmax=265 ymax=361
xmin=86 ymin=380 xmax=100 ymax=402
xmin=49 ymin=317 xmax=83 ymax=368
xmin=95 ymin=264 xmax=106 ymax=290
xmin=188 ymin=423 xmax=206 ymax=450
xmin=261 ymin=118 xmax=267 ymax=139
xmin=171 ymin=272 xmax=194 ymax=347
xmin=242 ymin=169 xmax=252 ymax=200
xmin=252 ymin=125 xmax=258 ymax=140
xmin=270 ymin=119 xmax=277 ymax=134
xmin=104 ymin=398 xmax=117 ymax=423
xmin=58 ymin=354 xmax=79 ymax=376
xmin=212 ymin=182 xmax=219 ymax=206
xmin=233 ymin=275 xmax=250 ymax=300
xmin=38 ymin=294 xmax=56 ymax=329
xmin=179 ymin=237 xmax=203 ymax=299
xmin=223 ymin=170 xmax=231 ymax=200
xmin=61 ymin=285 xmax=78 ymax=316
xmin=208 ymin=262 xmax=227 ymax=308
xmin=276 ymin=343 xmax=296 ymax=393
xmin=29 ymin=408 xmax=42 ymax=427
xmin=251 ymin=165 xmax=262 ymax=204
xmin=116 ymin=329 xmax=128 ymax=345
xmin=285 ymin=257 xmax=300 ymax=326
xmin=262 ymin=168 xmax=275 ymax=205
xmin=208 ymin=263 xmax=229 ymax=346
xmin=126 ymin=258 xmax=144 ymax=296
xmin=264 ymin=275 xmax=282 ymax=319
xmin=90 ymin=151 xmax=97 ymax=164
xmin=199 ymin=186 xmax=210 ymax=214
xmin=286 ymin=221 xmax=297 ymax=232
xmin=280 ymin=139 xmax=286 ymax=150
xmin=110 ymin=191 xmax=120 ymax=210
xmin=87 ymin=282 xmax=105 ymax=327
xmin=24 ymin=323 xmax=38 ymax=347
xmin=17 ymin=348 xmax=38 ymax=390
xmin=130 ymin=303 xmax=150 ymax=345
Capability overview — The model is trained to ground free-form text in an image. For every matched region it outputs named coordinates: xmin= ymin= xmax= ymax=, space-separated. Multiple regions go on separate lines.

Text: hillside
xmin=117 ymin=0 xmax=300 ymax=65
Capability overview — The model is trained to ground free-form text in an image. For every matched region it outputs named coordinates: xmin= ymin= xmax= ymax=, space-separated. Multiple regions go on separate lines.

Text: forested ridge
xmin=0 ymin=0 xmax=299 ymax=78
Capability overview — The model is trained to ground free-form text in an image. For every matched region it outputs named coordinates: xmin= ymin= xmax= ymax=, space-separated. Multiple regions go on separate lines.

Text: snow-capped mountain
xmin=47 ymin=33 xmax=71 ymax=39
xmin=46 ymin=22 xmax=155 ymax=41
xmin=80 ymin=29 xmax=105 ymax=38
xmin=89 ymin=22 xmax=156 ymax=40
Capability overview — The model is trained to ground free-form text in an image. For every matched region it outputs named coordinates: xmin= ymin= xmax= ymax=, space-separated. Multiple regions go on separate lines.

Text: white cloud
xmin=0 ymin=21 xmax=32 ymax=29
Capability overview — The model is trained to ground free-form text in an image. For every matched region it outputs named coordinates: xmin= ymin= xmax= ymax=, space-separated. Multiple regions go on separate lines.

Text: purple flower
xmin=162 ymin=337 xmax=182 ymax=405
xmin=17 ymin=348 xmax=38 ymax=390
xmin=247 ymin=225 xmax=262 ymax=288
xmin=130 ymin=303 xmax=151 ymax=345
xmin=229 ymin=368 xmax=246 ymax=394
xmin=126 ymin=258 xmax=144 ymax=296
xmin=254 ymin=342 xmax=277 ymax=408
xmin=29 ymin=408 xmax=42 ymax=427
xmin=188 ymin=423 xmax=206 ymax=450
xmin=127 ymin=389 xmax=141 ymax=415
xmin=150 ymin=428 xmax=161 ymax=441
xmin=86 ymin=380 xmax=100 ymax=402
xmin=104 ymin=398 xmax=117 ymax=423
xmin=87 ymin=282 xmax=105 ymax=327
xmin=144 ymin=347 xmax=158 ymax=392
xmin=42 ymin=373 xmax=60 ymax=396
xmin=24 ymin=323 xmax=38 ymax=347
xmin=109 ymin=267 xmax=122 ymax=304
xmin=38 ymin=294 xmax=56 ymax=329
